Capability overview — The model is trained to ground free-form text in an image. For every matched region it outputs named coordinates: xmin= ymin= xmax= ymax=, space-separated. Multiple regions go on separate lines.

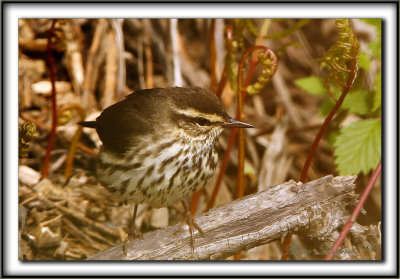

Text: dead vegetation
xmin=18 ymin=19 xmax=381 ymax=260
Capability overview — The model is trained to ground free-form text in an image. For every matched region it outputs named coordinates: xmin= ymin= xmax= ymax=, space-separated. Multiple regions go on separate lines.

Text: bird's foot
xmin=122 ymin=229 xmax=142 ymax=256
xmin=177 ymin=201 xmax=205 ymax=253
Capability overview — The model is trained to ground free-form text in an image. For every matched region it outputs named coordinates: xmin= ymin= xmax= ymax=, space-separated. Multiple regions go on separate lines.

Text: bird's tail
xmin=78 ymin=121 xmax=97 ymax=128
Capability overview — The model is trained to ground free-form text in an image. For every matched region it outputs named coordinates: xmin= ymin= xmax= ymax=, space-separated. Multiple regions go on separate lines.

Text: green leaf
xmin=342 ymin=89 xmax=373 ymax=115
xmin=329 ymin=84 xmax=343 ymax=100
xmin=368 ymin=40 xmax=381 ymax=59
xmin=334 ymin=119 xmax=381 ymax=175
xmin=358 ymin=52 xmax=370 ymax=71
xmin=361 ymin=19 xmax=381 ymax=59
xmin=294 ymin=76 xmax=327 ymax=95
xmin=360 ymin=19 xmax=381 ymax=32
xmin=327 ymin=129 xmax=340 ymax=148
xmin=373 ymin=70 xmax=381 ymax=113
xmin=319 ymin=98 xmax=335 ymax=116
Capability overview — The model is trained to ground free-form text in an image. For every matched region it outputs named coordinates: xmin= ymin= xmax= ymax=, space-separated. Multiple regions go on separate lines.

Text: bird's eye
xmin=194 ymin=117 xmax=210 ymax=126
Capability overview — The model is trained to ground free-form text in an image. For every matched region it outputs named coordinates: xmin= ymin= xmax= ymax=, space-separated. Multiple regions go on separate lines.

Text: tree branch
xmin=87 ymin=175 xmax=357 ymax=260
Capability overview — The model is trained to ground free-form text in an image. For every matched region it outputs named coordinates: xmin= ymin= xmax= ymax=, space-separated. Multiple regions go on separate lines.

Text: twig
xmin=87 ymin=175 xmax=357 ymax=260
xmin=82 ymin=19 xmax=107 ymax=110
xmin=102 ymin=31 xmax=118 ymax=108
xmin=19 ymin=38 xmax=48 ymax=52
xmin=25 ymin=184 xmax=120 ymax=239
xmin=63 ymin=20 xmax=84 ymax=96
xmin=144 ymin=39 xmax=154 ymax=89
xmin=142 ymin=19 xmax=173 ymax=85
xmin=137 ymin=36 xmax=146 ymax=89
xmin=170 ymin=19 xmax=183 ymax=86
xmin=111 ymin=19 xmax=126 ymax=100
xmin=62 ymin=217 xmax=103 ymax=251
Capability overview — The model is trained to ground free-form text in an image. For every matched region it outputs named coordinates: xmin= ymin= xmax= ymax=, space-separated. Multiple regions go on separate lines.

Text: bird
xmin=79 ymin=87 xmax=253 ymax=255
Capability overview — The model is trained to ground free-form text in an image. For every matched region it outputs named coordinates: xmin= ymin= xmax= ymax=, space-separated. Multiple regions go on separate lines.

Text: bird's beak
xmin=221 ymin=117 xmax=254 ymax=128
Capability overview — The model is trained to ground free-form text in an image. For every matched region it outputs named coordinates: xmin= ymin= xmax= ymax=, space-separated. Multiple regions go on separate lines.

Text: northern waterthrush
xmin=79 ymin=87 xmax=253 ymax=254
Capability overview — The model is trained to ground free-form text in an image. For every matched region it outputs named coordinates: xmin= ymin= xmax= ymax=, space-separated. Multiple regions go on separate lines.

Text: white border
xmin=4 ymin=2 xmax=397 ymax=277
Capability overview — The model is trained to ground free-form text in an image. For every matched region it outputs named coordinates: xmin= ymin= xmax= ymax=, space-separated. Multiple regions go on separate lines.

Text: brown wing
xmin=95 ymin=89 xmax=168 ymax=154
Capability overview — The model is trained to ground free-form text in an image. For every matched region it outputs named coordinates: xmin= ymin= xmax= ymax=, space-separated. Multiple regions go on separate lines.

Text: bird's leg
xmin=181 ymin=200 xmax=205 ymax=252
xmin=122 ymin=204 xmax=141 ymax=256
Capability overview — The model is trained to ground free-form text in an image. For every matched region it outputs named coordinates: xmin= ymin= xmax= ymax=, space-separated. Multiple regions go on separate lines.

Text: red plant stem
xmin=325 ymin=160 xmax=381 ymax=260
xmin=190 ymin=190 xmax=202 ymax=214
xmin=209 ymin=19 xmax=217 ymax=92
xmin=299 ymin=58 xmax=358 ymax=183
xmin=206 ymin=128 xmax=238 ymax=211
xmin=206 ymin=46 xmax=277 ymax=211
xmin=42 ymin=19 xmax=58 ymax=179
xmin=215 ymin=24 xmax=233 ymax=100
xmin=206 ymin=56 xmax=257 ymax=211
xmin=215 ymin=64 xmax=228 ymax=100
xmin=281 ymin=53 xmax=359 ymax=261
xmin=191 ymin=23 xmax=232 ymax=214
xmin=237 ymin=46 xmax=277 ymax=199
xmin=235 ymin=48 xmax=253 ymax=200
xmin=213 ymin=46 xmax=277 ymax=261
xmin=280 ymin=233 xmax=293 ymax=260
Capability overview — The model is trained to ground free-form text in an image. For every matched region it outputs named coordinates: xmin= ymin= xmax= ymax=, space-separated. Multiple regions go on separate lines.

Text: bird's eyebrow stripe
xmin=172 ymin=107 xmax=225 ymax=123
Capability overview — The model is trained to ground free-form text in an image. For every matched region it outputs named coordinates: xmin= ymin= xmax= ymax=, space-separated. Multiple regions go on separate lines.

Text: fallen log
xmin=87 ymin=175 xmax=357 ymax=260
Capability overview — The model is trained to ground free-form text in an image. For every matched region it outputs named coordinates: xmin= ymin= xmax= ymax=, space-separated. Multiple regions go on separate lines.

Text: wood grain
xmin=87 ymin=175 xmax=357 ymax=260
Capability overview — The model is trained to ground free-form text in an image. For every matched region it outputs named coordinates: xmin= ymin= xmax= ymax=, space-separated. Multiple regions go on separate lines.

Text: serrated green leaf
xmin=334 ymin=119 xmax=381 ymax=175
xmin=342 ymin=89 xmax=373 ymax=115
xmin=373 ymin=70 xmax=381 ymax=113
xmin=294 ymin=76 xmax=327 ymax=95
xmin=358 ymin=52 xmax=370 ymax=71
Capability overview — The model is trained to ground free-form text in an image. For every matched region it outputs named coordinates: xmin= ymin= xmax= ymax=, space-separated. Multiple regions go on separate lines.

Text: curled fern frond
xmin=319 ymin=19 xmax=360 ymax=96
xmin=56 ymin=104 xmax=86 ymax=180
xmin=19 ymin=122 xmax=37 ymax=157
xmin=57 ymin=104 xmax=86 ymax=126
xmin=246 ymin=49 xmax=279 ymax=95
xmin=232 ymin=19 xmax=246 ymax=50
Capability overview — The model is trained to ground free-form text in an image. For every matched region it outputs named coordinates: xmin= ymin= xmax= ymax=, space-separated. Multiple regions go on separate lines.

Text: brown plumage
xmin=79 ymin=87 xmax=253 ymax=254
xmin=80 ymin=87 xmax=230 ymax=154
